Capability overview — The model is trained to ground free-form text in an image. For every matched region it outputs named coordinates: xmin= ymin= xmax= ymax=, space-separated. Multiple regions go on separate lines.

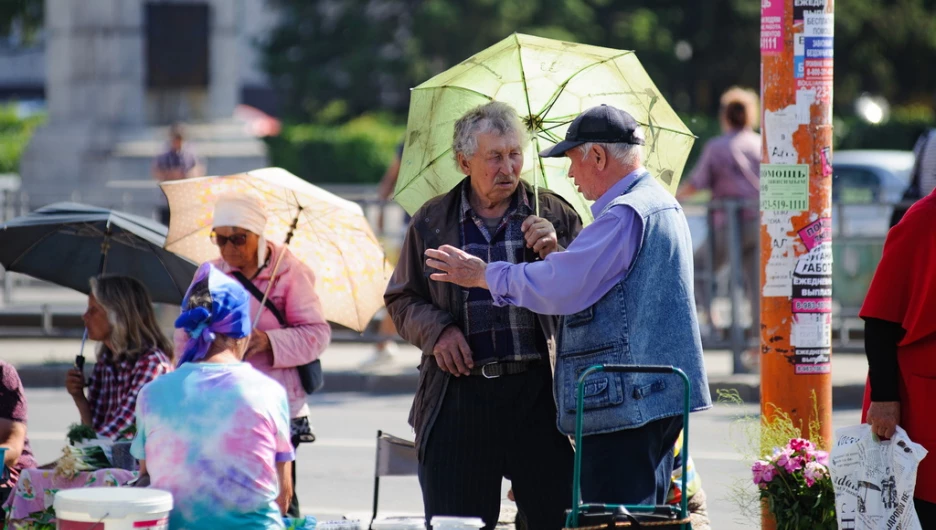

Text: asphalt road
xmin=24 ymin=390 xmax=861 ymax=528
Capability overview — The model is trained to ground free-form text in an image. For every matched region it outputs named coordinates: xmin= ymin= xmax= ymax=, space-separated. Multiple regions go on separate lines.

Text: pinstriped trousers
xmin=418 ymin=364 xmax=573 ymax=530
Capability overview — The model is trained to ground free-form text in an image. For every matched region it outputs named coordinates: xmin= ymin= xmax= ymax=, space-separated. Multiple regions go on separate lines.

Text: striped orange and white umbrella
xmin=160 ymin=167 xmax=393 ymax=331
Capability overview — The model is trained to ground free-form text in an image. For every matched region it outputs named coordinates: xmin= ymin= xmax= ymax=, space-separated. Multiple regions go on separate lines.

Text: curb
xmin=19 ymin=365 xmax=866 ymax=407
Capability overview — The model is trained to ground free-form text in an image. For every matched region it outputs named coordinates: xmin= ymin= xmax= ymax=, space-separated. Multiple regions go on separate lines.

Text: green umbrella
xmin=394 ymin=33 xmax=696 ymax=222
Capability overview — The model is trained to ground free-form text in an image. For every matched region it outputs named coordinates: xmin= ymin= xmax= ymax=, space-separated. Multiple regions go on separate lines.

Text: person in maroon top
xmin=0 ymin=360 xmax=37 ymax=515
xmin=677 ymin=86 xmax=762 ymax=368
xmin=65 ymin=275 xmax=174 ymax=441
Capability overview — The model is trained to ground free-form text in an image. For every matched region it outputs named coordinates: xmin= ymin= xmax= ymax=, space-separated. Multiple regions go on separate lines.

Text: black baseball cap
xmin=539 ymin=104 xmax=645 ymax=158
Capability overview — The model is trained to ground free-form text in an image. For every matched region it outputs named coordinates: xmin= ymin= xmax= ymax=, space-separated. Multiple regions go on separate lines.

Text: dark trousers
xmin=579 ymin=415 xmax=683 ymax=505
xmin=288 ymin=436 xmax=301 ymax=518
xmin=418 ymin=365 xmax=573 ymax=530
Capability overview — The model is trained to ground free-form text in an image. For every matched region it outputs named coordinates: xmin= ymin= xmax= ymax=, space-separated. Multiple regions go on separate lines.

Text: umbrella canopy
xmin=0 ymin=202 xmax=198 ymax=305
xmin=394 ymin=33 xmax=696 ymax=222
xmin=160 ymin=168 xmax=393 ymax=332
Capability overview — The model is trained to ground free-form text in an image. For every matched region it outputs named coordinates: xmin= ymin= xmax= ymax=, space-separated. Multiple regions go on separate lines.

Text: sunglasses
xmin=210 ymin=232 xmax=249 ymax=247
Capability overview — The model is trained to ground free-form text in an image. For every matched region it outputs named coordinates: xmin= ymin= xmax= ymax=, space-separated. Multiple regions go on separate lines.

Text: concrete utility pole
xmin=759 ymin=0 xmax=835 ymax=456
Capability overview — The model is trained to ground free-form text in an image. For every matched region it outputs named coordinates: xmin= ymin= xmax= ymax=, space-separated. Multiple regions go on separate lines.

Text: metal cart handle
xmin=568 ymin=364 xmax=692 ymax=529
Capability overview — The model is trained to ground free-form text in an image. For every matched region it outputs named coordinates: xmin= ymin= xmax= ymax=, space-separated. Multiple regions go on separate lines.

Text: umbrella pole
xmin=77 ymin=223 xmax=112 ymax=373
xmin=251 ymin=209 xmax=302 ymax=330
xmin=532 ymin=137 xmax=540 ymax=217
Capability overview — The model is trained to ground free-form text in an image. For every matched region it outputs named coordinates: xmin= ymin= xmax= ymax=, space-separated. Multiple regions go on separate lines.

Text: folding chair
xmin=371 ymin=430 xmax=419 ymax=526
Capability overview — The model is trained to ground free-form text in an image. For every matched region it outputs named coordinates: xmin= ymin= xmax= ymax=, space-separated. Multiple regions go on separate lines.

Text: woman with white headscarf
xmin=175 ymin=193 xmax=331 ymax=517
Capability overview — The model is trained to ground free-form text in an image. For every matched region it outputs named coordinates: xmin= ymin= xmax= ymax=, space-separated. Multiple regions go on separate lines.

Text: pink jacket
xmin=176 ymin=243 xmax=331 ymax=418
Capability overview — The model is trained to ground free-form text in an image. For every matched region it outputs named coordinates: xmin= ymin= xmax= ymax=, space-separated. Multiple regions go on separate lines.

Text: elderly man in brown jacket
xmin=385 ymin=102 xmax=583 ymax=530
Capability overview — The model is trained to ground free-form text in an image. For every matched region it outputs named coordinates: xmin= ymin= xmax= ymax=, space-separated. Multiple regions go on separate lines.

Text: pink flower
xmin=803 ymin=461 xmax=827 ymax=487
xmin=783 ymin=455 xmax=805 ymax=474
xmin=774 ymin=448 xmax=794 ymax=469
xmin=762 ymin=465 xmax=776 ymax=483
xmin=811 ymin=450 xmax=829 ymax=466
xmin=752 ymin=460 xmax=770 ymax=485
xmin=789 ymin=438 xmax=815 ymax=453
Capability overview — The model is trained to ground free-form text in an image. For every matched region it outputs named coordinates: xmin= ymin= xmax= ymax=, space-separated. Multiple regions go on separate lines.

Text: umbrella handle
xmin=76 ymin=328 xmax=88 ymax=372
xmin=251 ymin=209 xmax=301 ymax=330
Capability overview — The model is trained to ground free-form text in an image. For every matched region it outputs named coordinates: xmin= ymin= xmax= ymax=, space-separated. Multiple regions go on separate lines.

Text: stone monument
xmin=20 ymin=0 xmax=268 ymax=218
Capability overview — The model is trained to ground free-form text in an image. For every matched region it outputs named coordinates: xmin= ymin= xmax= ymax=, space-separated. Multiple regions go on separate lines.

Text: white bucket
xmin=429 ymin=516 xmax=485 ymax=529
xmin=370 ymin=516 xmax=427 ymax=529
xmin=54 ymin=488 xmax=173 ymax=530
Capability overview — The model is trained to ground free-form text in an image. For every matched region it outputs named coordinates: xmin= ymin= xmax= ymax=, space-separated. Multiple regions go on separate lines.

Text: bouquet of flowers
xmin=752 ymin=438 xmax=837 ymax=530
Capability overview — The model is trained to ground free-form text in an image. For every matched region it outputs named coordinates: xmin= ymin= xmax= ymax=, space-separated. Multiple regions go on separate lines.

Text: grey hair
xmin=576 ymin=123 xmax=645 ymax=166
xmin=452 ymin=101 xmax=528 ymax=162
xmin=577 ymin=140 xmax=644 ymax=168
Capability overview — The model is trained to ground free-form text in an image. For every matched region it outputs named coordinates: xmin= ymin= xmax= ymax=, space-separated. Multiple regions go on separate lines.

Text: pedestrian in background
xmin=677 ymin=87 xmax=761 ymax=369
xmin=151 ymin=124 xmax=205 ymax=225
xmin=890 ymin=127 xmax=936 ymax=227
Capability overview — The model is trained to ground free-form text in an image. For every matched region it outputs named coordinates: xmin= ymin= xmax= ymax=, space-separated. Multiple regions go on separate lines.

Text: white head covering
xmin=212 ymin=193 xmax=269 ymax=266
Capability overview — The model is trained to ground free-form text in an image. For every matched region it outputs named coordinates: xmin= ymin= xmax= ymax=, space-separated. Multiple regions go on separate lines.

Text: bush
xmin=0 ymin=104 xmax=45 ymax=174
xmin=834 ymin=108 xmax=932 ymax=151
xmin=265 ymin=113 xmax=405 ymax=185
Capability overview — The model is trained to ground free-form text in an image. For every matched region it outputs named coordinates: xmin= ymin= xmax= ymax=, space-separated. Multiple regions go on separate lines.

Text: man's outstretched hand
xmin=425 ymin=245 xmax=489 ymax=290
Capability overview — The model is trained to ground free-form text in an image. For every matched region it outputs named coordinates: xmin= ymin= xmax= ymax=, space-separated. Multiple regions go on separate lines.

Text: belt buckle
xmin=481 ymin=362 xmax=501 ymax=379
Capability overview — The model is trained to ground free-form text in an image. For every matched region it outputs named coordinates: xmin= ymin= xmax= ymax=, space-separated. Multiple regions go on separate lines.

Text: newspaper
xmin=830 ymin=424 xmax=927 ymax=530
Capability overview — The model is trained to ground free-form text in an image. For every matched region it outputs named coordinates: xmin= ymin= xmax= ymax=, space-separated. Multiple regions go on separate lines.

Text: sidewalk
xmin=3 ymin=338 xmax=868 ymax=407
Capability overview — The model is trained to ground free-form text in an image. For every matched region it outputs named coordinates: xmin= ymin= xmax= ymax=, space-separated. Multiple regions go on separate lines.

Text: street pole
xmin=759 ymin=0 xmax=834 ymax=460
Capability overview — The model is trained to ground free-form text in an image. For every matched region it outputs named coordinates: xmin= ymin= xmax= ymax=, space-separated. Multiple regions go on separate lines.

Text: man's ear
xmin=457 ymin=153 xmax=471 ymax=176
xmin=593 ymin=144 xmax=607 ymax=171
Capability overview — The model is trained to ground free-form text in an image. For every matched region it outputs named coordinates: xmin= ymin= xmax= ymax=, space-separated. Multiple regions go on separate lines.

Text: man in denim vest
xmin=426 ymin=104 xmax=712 ymax=507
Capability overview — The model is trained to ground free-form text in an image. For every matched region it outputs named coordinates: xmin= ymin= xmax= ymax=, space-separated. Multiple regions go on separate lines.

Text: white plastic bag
xmin=830 ymin=424 xmax=928 ymax=530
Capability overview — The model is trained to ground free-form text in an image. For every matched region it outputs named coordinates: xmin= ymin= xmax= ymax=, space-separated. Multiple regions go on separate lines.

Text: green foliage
xmin=262 ymin=0 xmax=936 ymax=129
xmin=0 ymin=0 xmax=43 ymax=45
xmin=65 ymin=422 xmax=97 ymax=445
xmin=834 ymin=108 xmax=933 ymax=151
xmin=0 ymin=104 xmax=45 ymax=174
xmin=265 ymin=114 xmax=405 ymax=184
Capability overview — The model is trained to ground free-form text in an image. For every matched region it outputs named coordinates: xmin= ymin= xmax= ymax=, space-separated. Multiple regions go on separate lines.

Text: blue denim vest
xmin=554 ymin=176 xmax=712 ymax=436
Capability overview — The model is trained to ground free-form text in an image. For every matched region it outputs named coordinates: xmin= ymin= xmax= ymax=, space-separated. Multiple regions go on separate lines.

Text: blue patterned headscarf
xmin=174 ymin=263 xmax=252 ymax=366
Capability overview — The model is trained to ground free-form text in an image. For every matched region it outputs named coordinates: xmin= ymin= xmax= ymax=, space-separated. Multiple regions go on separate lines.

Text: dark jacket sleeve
xmin=863 ymin=316 xmax=905 ymax=402
xmin=384 ymin=214 xmax=455 ymax=357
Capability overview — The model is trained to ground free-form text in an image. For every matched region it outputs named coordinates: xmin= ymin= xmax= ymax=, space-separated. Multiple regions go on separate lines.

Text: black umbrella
xmin=0 ymin=202 xmax=198 ymax=367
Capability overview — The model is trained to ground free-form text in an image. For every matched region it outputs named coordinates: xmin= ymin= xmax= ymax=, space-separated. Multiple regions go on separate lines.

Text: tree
xmin=262 ymin=0 xmax=936 ymax=124
xmin=0 ymin=0 xmax=43 ymax=45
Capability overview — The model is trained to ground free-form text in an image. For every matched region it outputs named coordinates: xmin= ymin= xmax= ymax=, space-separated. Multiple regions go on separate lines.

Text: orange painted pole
xmin=759 ymin=0 xmax=834 ymax=462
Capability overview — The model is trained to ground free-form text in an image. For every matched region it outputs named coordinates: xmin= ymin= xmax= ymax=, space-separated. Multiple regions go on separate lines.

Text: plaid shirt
xmin=459 ymin=182 xmax=545 ymax=363
xmin=87 ymin=348 xmax=171 ymax=440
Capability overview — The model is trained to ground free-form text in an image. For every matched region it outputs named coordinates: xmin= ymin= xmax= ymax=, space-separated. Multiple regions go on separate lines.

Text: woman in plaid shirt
xmin=65 ymin=276 xmax=174 ymax=441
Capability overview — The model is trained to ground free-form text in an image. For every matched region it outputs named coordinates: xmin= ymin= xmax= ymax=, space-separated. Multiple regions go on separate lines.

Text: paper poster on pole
xmin=761 ymin=0 xmax=785 ymax=54
xmin=760 ymin=164 xmax=809 ymax=212
xmin=790 ymin=220 xmax=833 ymax=374
xmin=762 ymin=211 xmax=797 ymax=298
xmin=793 ymin=0 xmax=826 ymax=23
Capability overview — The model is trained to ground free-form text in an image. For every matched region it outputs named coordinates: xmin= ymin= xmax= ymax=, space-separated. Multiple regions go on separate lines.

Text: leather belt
xmin=469 ymin=360 xmax=538 ymax=379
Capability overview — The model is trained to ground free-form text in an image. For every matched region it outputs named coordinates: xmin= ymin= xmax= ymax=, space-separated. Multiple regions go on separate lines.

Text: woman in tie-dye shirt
xmin=131 ymin=264 xmax=295 ymax=529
